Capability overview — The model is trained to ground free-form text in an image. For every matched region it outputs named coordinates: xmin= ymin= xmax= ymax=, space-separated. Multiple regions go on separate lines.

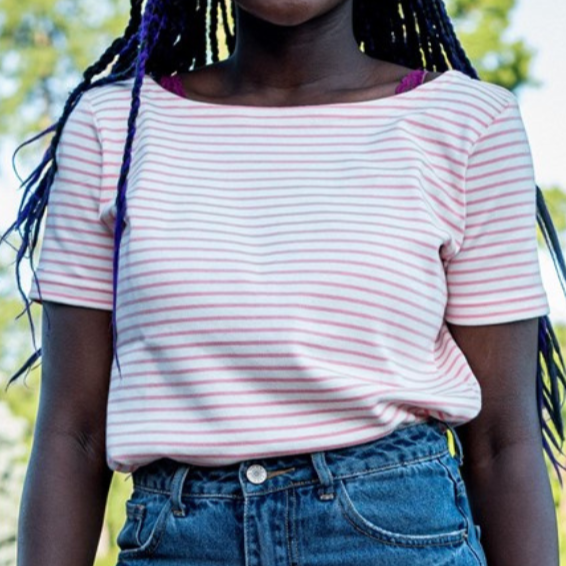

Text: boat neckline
xmin=141 ymin=69 xmax=465 ymax=110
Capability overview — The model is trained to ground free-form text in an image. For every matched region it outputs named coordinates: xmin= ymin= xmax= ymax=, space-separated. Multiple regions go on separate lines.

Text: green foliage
xmin=445 ymin=0 xmax=538 ymax=91
xmin=0 ymin=0 xmax=130 ymax=141
xmin=538 ymin=186 xmax=566 ymax=244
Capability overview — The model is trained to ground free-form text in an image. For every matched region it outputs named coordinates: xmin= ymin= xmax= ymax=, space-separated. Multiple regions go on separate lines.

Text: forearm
xmin=461 ymin=441 xmax=559 ymax=566
xmin=17 ymin=429 xmax=113 ymax=566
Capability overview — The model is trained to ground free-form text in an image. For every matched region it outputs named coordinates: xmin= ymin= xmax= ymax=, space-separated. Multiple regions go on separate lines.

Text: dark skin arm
xmin=448 ymin=317 xmax=559 ymax=566
xmin=17 ymin=301 xmax=114 ymax=566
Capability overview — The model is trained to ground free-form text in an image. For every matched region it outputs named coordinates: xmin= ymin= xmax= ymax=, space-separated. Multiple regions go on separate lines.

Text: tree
xmin=445 ymin=0 xmax=538 ymax=91
xmin=0 ymin=0 xmax=130 ymax=140
xmin=538 ymin=186 xmax=566 ymax=242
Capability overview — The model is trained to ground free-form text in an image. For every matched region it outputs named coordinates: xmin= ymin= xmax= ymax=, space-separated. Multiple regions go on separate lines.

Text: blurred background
xmin=0 ymin=0 xmax=565 ymax=564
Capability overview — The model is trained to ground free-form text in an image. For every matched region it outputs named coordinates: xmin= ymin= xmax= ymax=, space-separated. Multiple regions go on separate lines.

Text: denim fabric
xmin=115 ymin=418 xmax=488 ymax=565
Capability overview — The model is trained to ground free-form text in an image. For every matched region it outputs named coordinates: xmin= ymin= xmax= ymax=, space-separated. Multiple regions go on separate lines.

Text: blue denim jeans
xmin=115 ymin=418 xmax=488 ymax=565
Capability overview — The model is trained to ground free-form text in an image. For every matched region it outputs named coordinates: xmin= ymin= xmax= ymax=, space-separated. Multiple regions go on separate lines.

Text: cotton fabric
xmin=28 ymin=69 xmax=550 ymax=472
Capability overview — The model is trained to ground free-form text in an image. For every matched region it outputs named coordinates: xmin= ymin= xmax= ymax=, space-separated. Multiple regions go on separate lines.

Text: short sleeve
xmin=27 ymin=91 xmax=114 ymax=311
xmin=444 ymin=94 xmax=550 ymax=325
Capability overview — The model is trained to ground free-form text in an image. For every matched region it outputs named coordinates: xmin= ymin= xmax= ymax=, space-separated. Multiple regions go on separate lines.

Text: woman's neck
xmin=222 ymin=1 xmax=386 ymax=98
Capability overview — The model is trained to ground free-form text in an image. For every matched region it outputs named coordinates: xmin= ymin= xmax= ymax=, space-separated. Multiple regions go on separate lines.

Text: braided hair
xmin=2 ymin=0 xmax=566 ymax=482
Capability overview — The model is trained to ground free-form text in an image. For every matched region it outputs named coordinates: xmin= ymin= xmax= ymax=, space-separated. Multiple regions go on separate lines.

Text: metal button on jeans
xmin=246 ymin=464 xmax=268 ymax=484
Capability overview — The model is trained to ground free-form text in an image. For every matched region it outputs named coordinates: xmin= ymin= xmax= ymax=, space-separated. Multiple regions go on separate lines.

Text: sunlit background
xmin=1 ymin=1 xmax=565 ymax=565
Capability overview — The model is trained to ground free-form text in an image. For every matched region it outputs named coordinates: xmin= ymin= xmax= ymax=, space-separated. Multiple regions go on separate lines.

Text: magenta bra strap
xmin=159 ymin=68 xmax=429 ymax=98
xmin=395 ymin=68 xmax=428 ymax=95
xmin=158 ymin=74 xmax=186 ymax=97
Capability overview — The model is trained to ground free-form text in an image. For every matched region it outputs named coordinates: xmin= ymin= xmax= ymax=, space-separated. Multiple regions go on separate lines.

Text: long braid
xmin=110 ymin=0 xmax=168 ymax=378
xmin=419 ymin=0 xmax=446 ymax=71
xmin=219 ymin=0 xmax=235 ymax=53
xmin=208 ymin=0 xmax=220 ymax=63
xmin=3 ymin=0 xmax=566 ymax=484
xmin=429 ymin=0 xmax=478 ymax=76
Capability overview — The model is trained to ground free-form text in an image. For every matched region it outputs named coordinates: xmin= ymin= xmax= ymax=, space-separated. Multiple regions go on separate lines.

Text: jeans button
xmin=246 ymin=464 xmax=268 ymax=484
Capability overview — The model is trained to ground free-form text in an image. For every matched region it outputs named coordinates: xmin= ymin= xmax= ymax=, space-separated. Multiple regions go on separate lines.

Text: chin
xmin=235 ymin=0 xmax=348 ymax=27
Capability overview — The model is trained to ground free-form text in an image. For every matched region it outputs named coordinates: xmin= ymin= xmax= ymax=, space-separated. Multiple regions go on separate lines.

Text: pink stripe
xmin=467 ymin=151 xmax=531 ymax=170
xmin=116 ymin=313 xmax=435 ymax=353
xmin=107 ymin=403 xmax=395 ymax=419
xmin=106 ymin=410 xmax=467 ymax=451
xmin=57 ymin=150 xmax=100 ymax=168
xmin=466 ymin=180 xmax=533 ymax=198
xmin=466 ymin=163 xmax=534 ymax=182
xmin=116 ymin=305 xmax=436 ymax=344
xmin=447 ymin=268 xmax=541 ymax=286
xmin=29 ymin=289 xmax=111 ymax=307
xmin=107 ymin=413 xmax=397 ymax=437
xmin=108 ymin=389 xmax=397 ymax=408
xmin=470 ymin=138 xmax=524 ymax=158
xmin=115 ymin=291 xmax=440 ymax=330
xmin=447 ymin=295 xmax=548 ymax=310
xmin=104 ymin=139 xmax=468 ymax=168
xmin=116 ymin=333 xmax=430 ymax=367
xmin=35 ymin=266 xmax=111 ymax=283
xmin=111 ymin=376 xmax=392 ymax=392
xmin=32 ymin=277 xmax=112 ymax=297
xmin=448 ymin=282 xmax=546 ymax=298
xmin=118 ymin=154 xmax=468 ymax=184
xmin=40 ymin=245 xmax=112 ymax=262
xmin=446 ymin=258 xmax=540 ymax=275
xmin=110 ymin=383 xmax=381 ymax=405
xmin=117 ymin=319 xmax=433 ymax=355
xmin=120 ymin=255 xmax=442 ymax=285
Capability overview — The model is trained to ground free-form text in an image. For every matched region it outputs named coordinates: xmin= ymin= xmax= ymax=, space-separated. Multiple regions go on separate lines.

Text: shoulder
xmin=79 ymin=77 xmax=150 ymax=114
xmin=428 ymin=69 xmax=517 ymax=119
xmin=70 ymin=78 xmax=153 ymax=139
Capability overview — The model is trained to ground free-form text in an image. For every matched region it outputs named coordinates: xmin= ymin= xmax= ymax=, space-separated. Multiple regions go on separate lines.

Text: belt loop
xmin=170 ymin=463 xmax=191 ymax=517
xmin=310 ymin=451 xmax=335 ymax=501
xmin=444 ymin=421 xmax=464 ymax=466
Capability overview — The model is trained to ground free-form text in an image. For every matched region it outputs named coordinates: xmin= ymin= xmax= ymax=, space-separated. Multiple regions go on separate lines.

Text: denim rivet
xmin=246 ymin=464 xmax=268 ymax=484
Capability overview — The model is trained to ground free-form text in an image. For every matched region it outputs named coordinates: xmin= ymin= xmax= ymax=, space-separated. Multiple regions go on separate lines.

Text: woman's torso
xmin=29 ymin=68 xmax=550 ymax=472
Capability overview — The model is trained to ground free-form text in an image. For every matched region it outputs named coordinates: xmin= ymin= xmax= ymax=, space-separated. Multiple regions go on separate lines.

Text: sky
xmin=511 ymin=0 xmax=566 ymax=188
xmin=1 ymin=0 xmax=565 ymax=321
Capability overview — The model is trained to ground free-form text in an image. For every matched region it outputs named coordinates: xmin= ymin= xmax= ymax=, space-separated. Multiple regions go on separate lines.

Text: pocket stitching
xmin=437 ymin=458 xmax=487 ymax=565
xmin=119 ymin=497 xmax=172 ymax=559
xmin=125 ymin=502 xmax=145 ymax=547
xmin=336 ymin=472 xmax=468 ymax=548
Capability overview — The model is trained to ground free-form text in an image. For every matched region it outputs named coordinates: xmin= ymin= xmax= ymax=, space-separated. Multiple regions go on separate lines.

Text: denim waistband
xmin=131 ymin=418 xmax=460 ymax=510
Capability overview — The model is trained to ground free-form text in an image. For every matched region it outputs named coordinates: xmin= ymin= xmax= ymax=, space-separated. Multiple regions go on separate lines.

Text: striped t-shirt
xmin=28 ymin=69 xmax=550 ymax=472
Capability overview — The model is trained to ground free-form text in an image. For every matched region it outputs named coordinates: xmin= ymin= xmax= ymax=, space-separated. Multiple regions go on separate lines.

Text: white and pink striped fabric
xmin=28 ymin=69 xmax=550 ymax=472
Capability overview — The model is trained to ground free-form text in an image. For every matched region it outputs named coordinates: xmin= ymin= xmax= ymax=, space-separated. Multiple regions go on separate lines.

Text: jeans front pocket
xmin=335 ymin=451 xmax=468 ymax=548
xmin=116 ymin=488 xmax=172 ymax=560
